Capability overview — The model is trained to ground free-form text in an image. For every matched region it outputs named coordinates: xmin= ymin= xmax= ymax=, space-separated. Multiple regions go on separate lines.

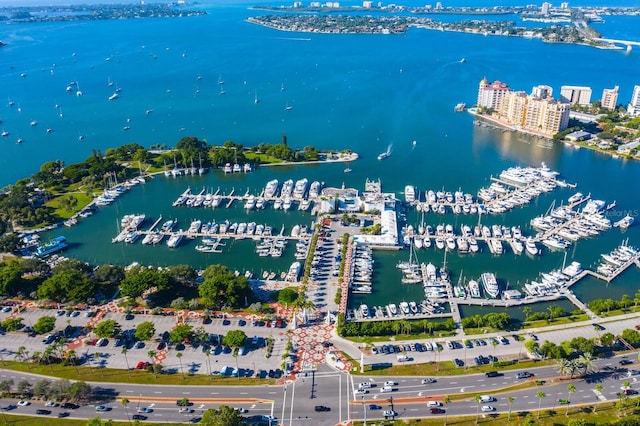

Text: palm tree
xmin=122 ymin=347 xmax=131 ymax=377
xmin=176 ymin=352 xmax=184 ymax=379
xmin=557 ymin=357 xmax=577 ymax=378
xmin=204 ymin=349 xmax=212 ymax=378
xmin=594 ymin=383 xmax=603 ymax=413
xmin=491 ymin=340 xmax=498 ymax=366
xmin=436 ymin=345 xmax=443 ymax=371
xmin=474 ymin=394 xmax=482 ymax=425
xmin=121 ymin=397 xmax=131 ymax=425
xmin=507 ymin=396 xmax=515 ymax=421
xmin=577 ymin=352 xmax=596 ymax=377
xmin=523 ymin=306 xmax=532 ymax=321
xmin=442 ymin=395 xmax=451 ymax=425
xmin=566 ymin=384 xmax=576 ymax=416
xmin=536 ymin=391 xmax=546 ymax=419
xmin=147 ymin=350 xmax=157 ymax=378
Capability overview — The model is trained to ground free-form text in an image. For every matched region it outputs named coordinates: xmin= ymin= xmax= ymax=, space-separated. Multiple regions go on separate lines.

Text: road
xmin=2 ymin=353 xmax=640 ymax=424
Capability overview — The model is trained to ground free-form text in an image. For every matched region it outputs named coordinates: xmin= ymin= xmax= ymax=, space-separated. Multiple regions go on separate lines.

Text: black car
xmin=454 ymin=358 xmax=464 ymax=367
xmin=430 ymin=408 xmax=446 ymax=414
xmin=620 ymin=359 xmax=633 ymax=365
xmin=61 ymin=402 xmax=78 ymax=409
xmin=57 ymin=412 xmax=70 ymax=418
xmin=314 ymin=406 xmax=331 ymax=412
xmin=36 ymin=409 xmax=52 ymax=415
xmin=132 ymin=414 xmax=148 ymax=420
xmin=485 ymin=371 xmax=501 ymax=378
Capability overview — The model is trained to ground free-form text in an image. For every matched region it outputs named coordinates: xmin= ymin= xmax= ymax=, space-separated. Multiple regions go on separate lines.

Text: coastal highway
xmin=3 ymin=353 xmax=640 ymax=424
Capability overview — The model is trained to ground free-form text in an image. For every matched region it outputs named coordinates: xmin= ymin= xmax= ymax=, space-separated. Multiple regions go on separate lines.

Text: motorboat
xmin=404 ymin=185 xmax=416 ymax=203
xmin=264 ymin=179 xmax=279 ymax=198
xmin=481 ymin=272 xmax=500 ymax=298
xmin=468 ymin=280 xmax=481 ymax=298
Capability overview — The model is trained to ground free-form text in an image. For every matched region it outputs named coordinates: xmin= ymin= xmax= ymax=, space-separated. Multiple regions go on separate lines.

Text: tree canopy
xmin=37 ymin=269 xmax=96 ymax=302
xmin=222 ymin=330 xmax=247 ymax=349
xmin=277 ymin=287 xmax=299 ymax=306
xmin=169 ymin=323 xmax=193 ymax=344
xmin=134 ymin=321 xmax=156 ymax=341
xmin=119 ymin=266 xmax=170 ymax=298
xmin=94 ymin=319 xmax=122 ymax=338
xmin=198 ymin=265 xmax=251 ymax=309
xmin=33 ymin=315 xmax=56 ymax=334
xmin=199 ymin=404 xmax=245 ymax=426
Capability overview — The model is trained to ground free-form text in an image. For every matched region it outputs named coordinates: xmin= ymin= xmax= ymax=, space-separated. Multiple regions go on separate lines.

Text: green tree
xmin=524 ymin=339 xmax=540 ymax=355
xmin=442 ymin=395 xmax=451 ymax=425
xmin=474 ymin=394 xmax=482 ymax=425
xmin=147 ymin=351 xmax=157 ymax=378
xmin=566 ymin=384 xmax=576 ymax=416
xmin=68 ymin=381 xmax=92 ymax=403
xmin=199 ymin=405 xmax=244 ymax=426
xmin=1 ymin=316 xmax=23 ymax=331
xmin=33 ymin=315 xmax=56 ymax=334
xmin=223 ymin=330 xmax=247 ymax=380
xmin=600 ymin=332 xmax=615 ymax=347
xmin=0 ymin=260 xmax=23 ymax=295
xmin=176 ymin=352 xmax=184 ymax=379
xmin=594 ymin=383 xmax=603 ymax=413
xmin=277 ymin=287 xmax=299 ymax=307
xmin=169 ymin=323 xmax=193 ymax=344
xmin=121 ymin=347 xmax=131 ymax=378
xmin=119 ymin=266 xmax=170 ymax=298
xmin=199 ymin=265 xmax=252 ymax=309
xmin=37 ymin=269 xmax=96 ymax=302
xmin=94 ymin=319 xmax=121 ymax=338
xmin=134 ymin=321 xmax=156 ymax=341
xmin=536 ymin=391 xmax=546 ymax=419
xmin=507 ymin=396 xmax=514 ymax=421
xmin=121 ymin=397 xmax=131 ymax=425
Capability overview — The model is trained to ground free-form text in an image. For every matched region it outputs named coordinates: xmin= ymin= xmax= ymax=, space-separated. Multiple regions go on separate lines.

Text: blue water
xmin=2 ymin=1 xmax=640 ymax=309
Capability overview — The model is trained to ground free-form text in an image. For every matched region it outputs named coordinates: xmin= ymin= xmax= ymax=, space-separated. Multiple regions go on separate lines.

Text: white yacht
xmin=562 ymin=261 xmax=583 ymax=278
xmin=264 ymin=179 xmax=279 ymax=198
xmin=293 ymin=178 xmax=309 ymax=199
xmin=309 ymin=181 xmax=322 ymax=198
xmin=244 ymin=195 xmax=256 ymax=210
xmin=166 ymin=232 xmax=183 ymax=248
xmin=388 ymin=304 xmax=398 ymax=316
xmin=399 ymin=301 xmax=410 ymax=315
xmin=281 ymin=179 xmax=294 ymax=197
xmin=481 ymin=272 xmax=500 ymax=298
xmin=614 ymin=215 xmax=634 ymax=229
xmin=404 ymin=185 xmax=416 ymax=203
xmin=360 ymin=304 xmax=370 ymax=318
xmin=468 ymin=280 xmax=481 ymax=298
xmin=255 ymin=197 xmax=266 ymax=209
xmin=282 ymin=196 xmax=292 ymax=211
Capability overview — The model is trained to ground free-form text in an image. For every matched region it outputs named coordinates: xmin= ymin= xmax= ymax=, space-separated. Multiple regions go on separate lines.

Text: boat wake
xmin=275 ymin=37 xmax=311 ymax=41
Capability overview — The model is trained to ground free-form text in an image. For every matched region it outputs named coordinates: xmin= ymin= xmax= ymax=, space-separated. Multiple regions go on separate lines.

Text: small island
xmin=0 ymin=3 xmax=206 ymax=24
xmin=0 ymin=135 xmax=356 ymax=251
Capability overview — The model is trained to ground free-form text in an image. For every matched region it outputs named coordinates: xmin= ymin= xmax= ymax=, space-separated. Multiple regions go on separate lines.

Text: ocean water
xmin=2 ymin=1 xmax=640 ymax=310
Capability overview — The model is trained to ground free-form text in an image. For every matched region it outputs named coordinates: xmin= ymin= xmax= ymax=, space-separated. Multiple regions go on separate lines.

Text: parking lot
xmin=0 ymin=307 xmax=293 ymax=376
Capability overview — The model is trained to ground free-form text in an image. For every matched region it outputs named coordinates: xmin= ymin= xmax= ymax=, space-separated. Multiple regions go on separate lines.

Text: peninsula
xmin=247 ymin=3 xmax=640 ymax=50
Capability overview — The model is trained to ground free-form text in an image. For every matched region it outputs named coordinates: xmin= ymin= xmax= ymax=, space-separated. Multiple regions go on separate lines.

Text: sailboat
xmin=285 ymin=101 xmax=293 ymax=111
xmin=280 ymin=82 xmax=285 ymax=91
xmin=76 ymin=83 xmax=83 ymax=97
xmin=108 ymin=76 xmax=114 ymax=87
xmin=254 ymin=90 xmax=260 ymax=104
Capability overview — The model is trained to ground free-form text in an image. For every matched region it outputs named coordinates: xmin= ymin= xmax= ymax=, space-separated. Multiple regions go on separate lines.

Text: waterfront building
xmin=560 ymin=2 xmax=569 ymax=9
xmin=498 ymin=91 xmax=570 ymax=136
xmin=601 ymin=86 xmax=619 ymax=111
xmin=477 ymin=78 xmax=511 ymax=110
xmin=532 ymin=84 xmax=553 ymax=99
xmin=541 ymin=2 xmax=551 ymax=16
xmin=627 ymin=85 xmax=640 ymax=117
xmin=363 ymin=1 xmax=372 ymax=8
xmin=560 ymin=85 xmax=592 ymax=106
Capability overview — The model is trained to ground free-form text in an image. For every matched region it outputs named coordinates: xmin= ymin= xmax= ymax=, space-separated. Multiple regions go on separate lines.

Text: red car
xmin=135 ymin=361 xmax=144 ymax=370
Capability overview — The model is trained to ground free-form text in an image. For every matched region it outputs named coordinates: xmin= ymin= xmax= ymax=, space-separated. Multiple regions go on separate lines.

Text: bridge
xmin=592 ymin=37 xmax=640 ymax=51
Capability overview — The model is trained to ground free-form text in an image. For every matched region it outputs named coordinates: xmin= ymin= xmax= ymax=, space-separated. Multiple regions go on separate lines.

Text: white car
xmin=421 ymin=378 xmax=436 ymax=384
xmin=355 ymin=389 xmax=368 ymax=396
xmin=17 ymin=400 xmax=30 ymax=406
xmin=44 ymin=401 xmax=59 ymax=407
xmin=358 ymin=382 xmax=371 ymax=389
xmin=481 ymin=405 xmax=496 ymax=412
xmin=380 ymin=386 xmax=393 ymax=393
xmin=384 ymin=381 xmax=396 ymax=386
xmin=235 ymin=407 xmax=248 ymax=413
xmin=479 ymin=395 xmax=494 ymax=403
xmin=179 ymin=407 xmax=194 ymax=413
xmin=383 ymin=410 xmax=397 ymax=417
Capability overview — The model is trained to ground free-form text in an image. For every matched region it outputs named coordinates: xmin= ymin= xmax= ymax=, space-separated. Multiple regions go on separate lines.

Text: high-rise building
xmin=541 ymin=2 xmax=551 ymax=15
xmin=363 ymin=1 xmax=373 ymax=8
xmin=477 ymin=78 xmax=511 ymax=110
xmin=531 ymin=85 xmax=553 ymax=99
xmin=628 ymin=85 xmax=640 ymax=117
xmin=560 ymin=2 xmax=569 ymax=9
xmin=601 ymin=86 xmax=619 ymax=111
xmin=560 ymin=85 xmax=592 ymax=106
xmin=497 ymin=91 xmax=570 ymax=136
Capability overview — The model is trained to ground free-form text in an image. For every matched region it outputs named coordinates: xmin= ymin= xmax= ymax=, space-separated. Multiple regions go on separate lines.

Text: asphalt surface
xmin=3 ymin=353 xmax=640 ymax=424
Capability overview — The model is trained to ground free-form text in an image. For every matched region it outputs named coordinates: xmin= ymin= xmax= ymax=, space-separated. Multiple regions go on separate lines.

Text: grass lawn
xmin=45 ymin=192 xmax=94 ymax=219
xmin=243 ymin=152 xmax=284 ymax=164
xmin=0 ymin=361 xmax=274 ymax=386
